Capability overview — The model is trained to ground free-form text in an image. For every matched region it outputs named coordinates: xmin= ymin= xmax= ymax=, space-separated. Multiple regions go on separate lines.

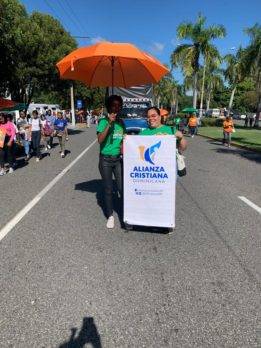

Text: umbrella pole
xmin=111 ymin=57 xmax=115 ymax=94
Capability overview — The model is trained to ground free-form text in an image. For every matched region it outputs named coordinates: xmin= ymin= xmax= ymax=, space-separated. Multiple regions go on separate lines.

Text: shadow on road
xmin=212 ymin=147 xmax=261 ymax=164
xmin=59 ymin=317 xmax=102 ymax=348
xmin=75 ymin=179 xmax=123 ymax=226
xmin=68 ymin=129 xmax=84 ymax=135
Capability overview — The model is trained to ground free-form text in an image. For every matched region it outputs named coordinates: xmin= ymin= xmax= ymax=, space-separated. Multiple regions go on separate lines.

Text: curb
xmin=197 ymin=133 xmax=261 ymax=154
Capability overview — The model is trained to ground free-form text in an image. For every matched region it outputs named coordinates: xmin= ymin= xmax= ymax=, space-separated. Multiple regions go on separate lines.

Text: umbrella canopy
xmin=182 ymin=107 xmax=197 ymax=113
xmin=0 ymin=97 xmax=17 ymax=110
xmin=56 ymin=42 xmax=169 ymax=88
xmin=1 ymin=103 xmax=26 ymax=112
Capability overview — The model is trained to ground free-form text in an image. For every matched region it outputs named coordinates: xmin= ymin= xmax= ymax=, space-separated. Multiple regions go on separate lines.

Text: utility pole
xmin=70 ymin=83 xmax=75 ymax=127
xmin=69 ymin=36 xmax=90 ymax=127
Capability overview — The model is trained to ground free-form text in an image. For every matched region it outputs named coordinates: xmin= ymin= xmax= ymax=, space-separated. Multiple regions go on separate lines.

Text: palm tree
xmin=224 ymin=48 xmax=245 ymax=112
xmin=154 ymin=73 xmax=178 ymax=110
xmin=171 ymin=14 xmax=226 ymax=109
xmin=205 ymin=68 xmax=223 ymax=110
xmin=243 ymin=24 xmax=261 ymax=127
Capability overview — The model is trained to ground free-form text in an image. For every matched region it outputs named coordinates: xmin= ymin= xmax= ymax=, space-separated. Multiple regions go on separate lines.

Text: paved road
xmin=0 ymin=127 xmax=261 ymax=347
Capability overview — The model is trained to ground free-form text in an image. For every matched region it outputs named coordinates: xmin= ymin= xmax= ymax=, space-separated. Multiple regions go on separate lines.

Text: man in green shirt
xmin=139 ymin=107 xmax=187 ymax=152
xmin=97 ymin=95 xmax=125 ymax=229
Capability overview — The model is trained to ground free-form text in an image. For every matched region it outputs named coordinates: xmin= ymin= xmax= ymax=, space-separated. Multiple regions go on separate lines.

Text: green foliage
xmin=0 ymin=0 xmax=105 ymax=109
xmin=201 ymin=117 xmax=223 ymax=127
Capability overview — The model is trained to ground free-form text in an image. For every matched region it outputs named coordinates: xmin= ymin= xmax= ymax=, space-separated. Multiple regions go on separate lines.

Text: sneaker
xmin=25 ymin=155 xmax=30 ymax=161
xmin=61 ymin=152 xmax=65 ymax=158
xmin=44 ymin=146 xmax=48 ymax=152
xmin=166 ymin=228 xmax=174 ymax=235
xmin=125 ymin=222 xmax=133 ymax=231
xmin=191 ymin=135 xmax=194 ymax=138
xmin=0 ymin=168 xmax=5 ymax=176
xmin=47 ymin=145 xmax=51 ymax=149
xmin=8 ymin=167 xmax=14 ymax=174
xmin=36 ymin=158 xmax=40 ymax=162
xmin=106 ymin=216 xmax=114 ymax=229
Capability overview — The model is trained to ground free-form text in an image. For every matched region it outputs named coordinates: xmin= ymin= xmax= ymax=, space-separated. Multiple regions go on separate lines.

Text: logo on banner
xmin=138 ymin=141 xmax=161 ymax=165
xmin=129 ymin=140 xmax=168 ymax=182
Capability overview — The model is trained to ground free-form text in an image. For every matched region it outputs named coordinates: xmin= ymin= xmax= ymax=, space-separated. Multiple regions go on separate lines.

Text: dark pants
xmin=98 ymin=155 xmax=122 ymax=218
xmin=48 ymin=135 xmax=53 ymax=147
xmin=189 ymin=126 xmax=196 ymax=136
xmin=31 ymin=131 xmax=41 ymax=158
xmin=0 ymin=136 xmax=14 ymax=168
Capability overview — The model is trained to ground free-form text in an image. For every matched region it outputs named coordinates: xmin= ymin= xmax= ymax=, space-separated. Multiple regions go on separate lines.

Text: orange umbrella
xmin=56 ymin=42 xmax=169 ymax=88
xmin=0 ymin=97 xmax=17 ymax=110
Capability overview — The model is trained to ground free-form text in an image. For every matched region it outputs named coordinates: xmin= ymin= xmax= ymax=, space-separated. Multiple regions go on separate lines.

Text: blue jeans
xmin=22 ymin=139 xmax=30 ymax=156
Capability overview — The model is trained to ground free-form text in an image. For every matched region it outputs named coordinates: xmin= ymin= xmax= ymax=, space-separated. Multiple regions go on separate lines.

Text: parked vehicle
xmin=109 ymin=85 xmax=152 ymax=134
xmin=206 ymin=108 xmax=220 ymax=117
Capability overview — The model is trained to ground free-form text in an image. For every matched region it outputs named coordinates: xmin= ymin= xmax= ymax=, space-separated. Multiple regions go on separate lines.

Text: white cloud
xmin=149 ymin=42 xmax=165 ymax=54
xmin=90 ymin=36 xmax=106 ymax=44
xmin=171 ymin=38 xmax=176 ymax=46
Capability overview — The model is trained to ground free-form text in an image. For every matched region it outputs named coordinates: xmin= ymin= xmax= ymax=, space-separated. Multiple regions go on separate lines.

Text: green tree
xmin=223 ymin=48 xmax=245 ymax=112
xmin=0 ymin=0 xmax=27 ymax=95
xmin=243 ymin=24 xmax=261 ymax=126
xmin=171 ymin=14 xmax=225 ymax=108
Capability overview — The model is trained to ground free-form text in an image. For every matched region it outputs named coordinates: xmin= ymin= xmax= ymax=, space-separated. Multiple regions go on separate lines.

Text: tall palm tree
xmin=243 ymin=24 xmax=261 ymax=127
xmin=224 ymin=48 xmax=245 ymax=112
xmin=205 ymin=68 xmax=223 ymax=110
xmin=171 ymin=14 xmax=226 ymax=108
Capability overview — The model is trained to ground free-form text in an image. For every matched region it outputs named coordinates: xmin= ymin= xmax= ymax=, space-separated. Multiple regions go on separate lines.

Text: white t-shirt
xmin=29 ymin=118 xmax=42 ymax=131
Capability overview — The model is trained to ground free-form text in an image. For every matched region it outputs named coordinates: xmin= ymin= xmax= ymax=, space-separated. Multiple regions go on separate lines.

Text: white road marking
xmin=0 ymin=139 xmax=97 ymax=242
xmin=238 ymin=196 xmax=261 ymax=215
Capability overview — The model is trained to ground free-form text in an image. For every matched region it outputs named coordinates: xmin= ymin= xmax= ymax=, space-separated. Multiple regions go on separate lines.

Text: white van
xmin=206 ymin=108 xmax=220 ymax=118
xmin=27 ymin=103 xmax=60 ymax=116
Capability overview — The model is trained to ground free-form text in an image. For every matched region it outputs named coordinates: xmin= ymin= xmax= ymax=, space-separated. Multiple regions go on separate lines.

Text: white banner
xmin=124 ymin=135 xmax=176 ymax=228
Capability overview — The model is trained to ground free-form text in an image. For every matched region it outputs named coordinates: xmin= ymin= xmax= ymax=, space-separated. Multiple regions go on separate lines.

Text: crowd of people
xmin=0 ymin=109 xmax=69 ymax=176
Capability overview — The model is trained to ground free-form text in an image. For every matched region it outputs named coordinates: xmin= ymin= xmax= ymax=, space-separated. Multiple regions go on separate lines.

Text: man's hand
xmin=175 ymin=131 xmax=183 ymax=140
xmin=108 ymin=113 xmax=117 ymax=124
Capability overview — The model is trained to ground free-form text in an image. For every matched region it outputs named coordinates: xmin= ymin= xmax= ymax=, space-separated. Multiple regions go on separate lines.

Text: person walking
xmin=223 ymin=115 xmax=234 ymax=148
xmin=54 ymin=111 xmax=68 ymax=158
xmin=244 ymin=114 xmax=249 ymax=127
xmin=29 ymin=110 xmax=42 ymax=162
xmin=249 ymin=113 xmax=254 ymax=127
xmin=0 ymin=113 xmax=16 ymax=175
xmin=97 ymin=95 xmax=125 ymax=229
xmin=17 ymin=111 xmax=31 ymax=161
xmin=45 ymin=109 xmax=56 ymax=148
xmin=86 ymin=111 xmax=92 ymax=128
xmin=188 ymin=113 xmax=198 ymax=137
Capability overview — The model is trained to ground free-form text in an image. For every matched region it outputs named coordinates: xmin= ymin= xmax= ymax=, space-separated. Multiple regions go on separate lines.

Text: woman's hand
xmin=108 ymin=113 xmax=116 ymax=123
xmin=7 ymin=140 xmax=12 ymax=147
xmin=175 ymin=131 xmax=183 ymax=140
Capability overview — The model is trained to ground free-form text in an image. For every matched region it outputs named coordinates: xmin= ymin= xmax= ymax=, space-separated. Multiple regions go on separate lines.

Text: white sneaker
xmin=45 ymin=146 xmax=48 ymax=151
xmin=36 ymin=158 xmax=40 ymax=162
xmin=0 ymin=168 xmax=5 ymax=176
xmin=47 ymin=145 xmax=51 ymax=149
xmin=8 ymin=167 xmax=14 ymax=174
xmin=106 ymin=216 xmax=114 ymax=229
xmin=191 ymin=135 xmax=194 ymax=138
xmin=61 ymin=152 xmax=65 ymax=158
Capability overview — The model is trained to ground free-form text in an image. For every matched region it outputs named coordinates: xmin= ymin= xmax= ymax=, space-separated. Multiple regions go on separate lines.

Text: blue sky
xmin=22 ymin=0 xmax=260 ymax=83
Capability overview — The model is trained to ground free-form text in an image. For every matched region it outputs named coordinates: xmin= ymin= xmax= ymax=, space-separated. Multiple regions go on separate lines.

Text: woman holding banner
xmin=97 ymin=95 xmax=125 ymax=229
xmin=140 ymin=107 xmax=187 ymax=151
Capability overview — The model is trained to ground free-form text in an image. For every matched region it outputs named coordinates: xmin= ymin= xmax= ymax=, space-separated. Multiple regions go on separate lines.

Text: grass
xmin=198 ymin=126 xmax=261 ymax=153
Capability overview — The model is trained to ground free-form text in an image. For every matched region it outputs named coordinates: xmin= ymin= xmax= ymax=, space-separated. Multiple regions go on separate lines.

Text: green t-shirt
xmin=139 ymin=124 xmax=176 ymax=136
xmin=97 ymin=118 xmax=124 ymax=156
